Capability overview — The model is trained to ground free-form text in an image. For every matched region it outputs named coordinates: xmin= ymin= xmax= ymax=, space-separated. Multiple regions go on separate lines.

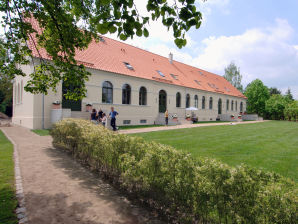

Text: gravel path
xmin=119 ymin=120 xmax=267 ymax=134
xmin=1 ymin=126 xmax=163 ymax=224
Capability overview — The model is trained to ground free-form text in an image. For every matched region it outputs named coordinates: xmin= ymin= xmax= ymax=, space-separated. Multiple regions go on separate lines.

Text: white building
xmin=12 ymin=34 xmax=246 ymax=129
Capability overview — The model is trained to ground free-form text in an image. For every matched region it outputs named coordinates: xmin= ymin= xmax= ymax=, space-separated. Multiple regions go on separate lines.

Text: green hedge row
xmin=51 ymin=119 xmax=297 ymax=223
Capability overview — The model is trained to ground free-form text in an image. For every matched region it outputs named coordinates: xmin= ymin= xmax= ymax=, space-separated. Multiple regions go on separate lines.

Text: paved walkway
xmin=119 ymin=120 xmax=267 ymax=134
xmin=1 ymin=126 xmax=163 ymax=224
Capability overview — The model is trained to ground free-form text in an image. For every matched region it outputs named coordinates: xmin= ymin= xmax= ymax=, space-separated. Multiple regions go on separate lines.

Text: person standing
xmin=97 ymin=108 xmax=103 ymax=124
xmin=109 ymin=107 xmax=118 ymax=131
xmin=101 ymin=113 xmax=107 ymax=127
xmin=90 ymin=108 xmax=97 ymax=124
xmin=165 ymin=109 xmax=169 ymax=126
xmin=97 ymin=108 xmax=103 ymax=120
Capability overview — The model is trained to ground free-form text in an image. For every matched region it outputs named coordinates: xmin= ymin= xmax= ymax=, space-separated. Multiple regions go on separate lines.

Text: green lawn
xmin=118 ymin=124 xmax=163 ymax=130
xmin=132 ymin=121 xmax=298 ymax=181
xmin=31 ymin=129 xmax=50 ymax=136
xmin=0 ymin=131 xmax=18 ymax=224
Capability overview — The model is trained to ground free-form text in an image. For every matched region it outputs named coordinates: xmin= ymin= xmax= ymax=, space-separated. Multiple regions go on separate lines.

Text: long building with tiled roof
xmin=13 ymin=20 xmax=247 ymax=129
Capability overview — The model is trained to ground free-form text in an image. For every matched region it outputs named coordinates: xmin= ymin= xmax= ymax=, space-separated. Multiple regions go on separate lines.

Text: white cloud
xmin=189 ymin=18 xmax=298 ymax=99
xmin=197 ymin=0 xmax=231 ymax=27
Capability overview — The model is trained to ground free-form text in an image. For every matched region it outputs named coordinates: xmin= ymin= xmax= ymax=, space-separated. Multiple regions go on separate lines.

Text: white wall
xmin=13 ymin=60 xmax=247 ymax=129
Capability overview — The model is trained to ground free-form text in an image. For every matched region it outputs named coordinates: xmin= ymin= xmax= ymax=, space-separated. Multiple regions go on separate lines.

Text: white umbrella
xmin=186 ymin=107 xmax=198 ymax=111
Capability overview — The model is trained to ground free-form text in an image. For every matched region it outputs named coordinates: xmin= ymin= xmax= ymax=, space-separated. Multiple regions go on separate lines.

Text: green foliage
xmin=223 ymin=62 xmax=243 ymax=92
xmin=244 ymin=79 xmax=270 ymax=117
xmin=0 ymin=131 xmax=18 ymax=224
xmin=265 ymin=94 xmax=288 ymax=120
xmin=0 ymin=0 xmax=203 ymax=100
xmin=284 ymin=100 xmax=298 ymax=121
xmin=51 ymin=119 xmax=297 ymax=223
xmin=285 ymin=88 xmax=294 ymax=102
xmin=269 ymin=87 xmax=281 ymax=96
xmin=0 ymin=38 xmax=13 ymax=115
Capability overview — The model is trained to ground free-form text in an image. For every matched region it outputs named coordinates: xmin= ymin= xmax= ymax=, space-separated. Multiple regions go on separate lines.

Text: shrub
xmin=51 ymin=119 xmax=297 ymax=223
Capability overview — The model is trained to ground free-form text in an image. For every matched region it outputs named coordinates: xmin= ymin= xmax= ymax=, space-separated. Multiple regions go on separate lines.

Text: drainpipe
xmin=42 ymin=93 xmax=45 ymax=129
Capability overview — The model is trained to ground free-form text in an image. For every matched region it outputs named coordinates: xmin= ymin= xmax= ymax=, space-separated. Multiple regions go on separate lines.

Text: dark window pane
xmin=102 ymin=81 xmax=113 ymax=103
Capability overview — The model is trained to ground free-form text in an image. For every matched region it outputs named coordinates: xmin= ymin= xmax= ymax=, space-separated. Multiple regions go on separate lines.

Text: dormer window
xmin=156 ymin=70 xmax=165 ymax=77
xmin=194 ymin=80 xmax=201 ymax=85
xmin=123 ymin=62 xmax=134 ymax=70
xmin=199 ymin=71 xmax=205 ymax=76
xmin=99 ymin=36 xmax=105 ymax=42
xmin=208 ymin=83 xmax=218 ymax=89
xmin=170 ymin=74 xmax=178 ymax=80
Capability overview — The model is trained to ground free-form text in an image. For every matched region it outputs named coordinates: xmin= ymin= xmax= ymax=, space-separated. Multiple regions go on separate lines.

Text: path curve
xmin=1 ymin=126 xmax=163 ymax=224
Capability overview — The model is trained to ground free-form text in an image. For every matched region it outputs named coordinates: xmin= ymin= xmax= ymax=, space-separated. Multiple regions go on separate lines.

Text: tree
xmin=244 ymin=79 xmax=269 ymax=117
xmin=265 ymin=94 xmax=287 ymax=120
xmin=269 ymin=87 xmax=281 ymax=96
xmin=285 ymin=88 xmax=294 ymax=102
xmin=0 ymin=37 xmax=13 ymax=115
xmin=0 ymin=0 xmax=205 ymax=100
xmin=0 ymin=73 xmax=13 ymax=116
xmin=284 ymin=100 xmax=298 ymax=121
xmin=223 ymin=62 xmax=243 ymax=92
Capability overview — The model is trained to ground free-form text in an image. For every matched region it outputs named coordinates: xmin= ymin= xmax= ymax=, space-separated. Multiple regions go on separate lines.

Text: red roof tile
xmin=27 ymin=18 xmax=246 ymax=99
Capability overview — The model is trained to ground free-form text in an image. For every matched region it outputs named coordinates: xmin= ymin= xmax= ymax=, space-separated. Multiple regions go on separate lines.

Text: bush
xmin=51 ymin=119 xmax=297 ymax=223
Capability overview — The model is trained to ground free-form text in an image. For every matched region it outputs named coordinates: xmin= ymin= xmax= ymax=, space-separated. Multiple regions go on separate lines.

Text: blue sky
xmin=118 ymin=0 xmax=298 ymax=99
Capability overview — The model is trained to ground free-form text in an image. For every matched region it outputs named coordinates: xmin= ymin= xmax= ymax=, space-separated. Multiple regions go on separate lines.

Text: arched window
xmin=226 ymin=99 xmax=229 ymax=111
xmin=240 ymin=102 xmax=243 ymax=112
xmin=186 ymin=94 xmax=190 ymax=108
xmin=209 ymin=97 xmax=213 ymax=109
xmin=176 ymin=92 xmax=181 ymax=107
xmin=231 ymin=100 xmax=234 ymax=111
xmin=202 ymin=96 xmax=205 ymax=109
xmin=139 ymin=86 xmax=147 ymax=105
xmin=194 ymin=95 xmax=198 ymax=108
xmin=122 ymin=84 xmax=131 ymax=104
xmin=235 ymin=101 xmax=238 ymax=111
xmin=102 ymin=81 xmax=113 ymax=103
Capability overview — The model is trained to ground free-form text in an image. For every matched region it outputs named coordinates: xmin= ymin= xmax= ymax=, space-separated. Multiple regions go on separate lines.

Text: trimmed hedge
xmin=51 ymin=119 xmax=297 ymax=223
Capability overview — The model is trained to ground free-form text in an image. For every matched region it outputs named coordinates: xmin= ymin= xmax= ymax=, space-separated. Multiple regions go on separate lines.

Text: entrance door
xmin=218 ymin=98 xmax=222 ymax=115
xmin=159 ymin=90 xmax=167 ymax=113
xmin=62 ymin=82 xmax=82 ymax=111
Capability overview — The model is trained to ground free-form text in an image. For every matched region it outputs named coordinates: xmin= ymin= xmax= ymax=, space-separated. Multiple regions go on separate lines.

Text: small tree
xmin=265 ymin=94 xmax=287 ymax=120
xmin=284 ymin=101 xmax=298 ymax=121
xmin=0 ymin=0 xmax=204 ymax=100
xmin=223 ymin=62 xmax=243 ymax=92
xmin=0 ymin=38 xmax=13 ymax=116
xmin=244 ymin=79 xmax=269 ymax=117
xmin=269 ymin=87 xmax=281 ymax=96
xmin=285 ymin=88 xmax=294 ymax=102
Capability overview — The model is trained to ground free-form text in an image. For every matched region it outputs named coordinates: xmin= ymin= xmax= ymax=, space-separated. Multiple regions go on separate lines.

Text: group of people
xmin=90 ymin=107 xmax=118 ymax=131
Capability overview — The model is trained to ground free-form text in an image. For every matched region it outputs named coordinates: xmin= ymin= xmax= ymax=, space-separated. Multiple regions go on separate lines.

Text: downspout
xmin=42 ymin=93 xmax=45 ymax=129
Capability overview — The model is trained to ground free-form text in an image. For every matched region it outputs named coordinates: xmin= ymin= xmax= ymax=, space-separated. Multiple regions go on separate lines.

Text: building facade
xmin=12 ymin=34 xmax=246 ymax=129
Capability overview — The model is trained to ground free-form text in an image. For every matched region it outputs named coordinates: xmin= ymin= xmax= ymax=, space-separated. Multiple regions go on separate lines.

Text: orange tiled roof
xmin=27 ymin=18 xmax=246 ymax=99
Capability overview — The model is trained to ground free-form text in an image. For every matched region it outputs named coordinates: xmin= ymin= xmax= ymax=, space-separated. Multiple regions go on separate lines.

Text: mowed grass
xmin=132 ymin=121 xmax=298 ymax=181
xmin=118 ymin=124 xmax=163 ymax=130
xmin=31 ymin=129 xmax=50 ymax=136
xmin=0 ymin=131 xmax=18 ymax=224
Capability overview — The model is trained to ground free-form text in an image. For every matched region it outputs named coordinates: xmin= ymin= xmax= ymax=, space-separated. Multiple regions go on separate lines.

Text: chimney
xmin=169 ymin=52 xmax=173 ymax=64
